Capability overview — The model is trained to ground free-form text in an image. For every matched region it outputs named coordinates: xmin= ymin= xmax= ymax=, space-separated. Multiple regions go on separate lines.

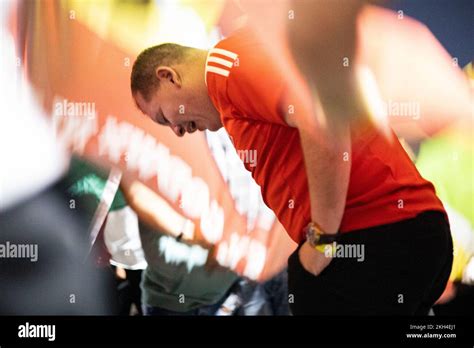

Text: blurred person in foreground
xmin=62 ymin=157 xmax=146 ymax=315
xmin=0 ymin=1 xmax=114 ymax=314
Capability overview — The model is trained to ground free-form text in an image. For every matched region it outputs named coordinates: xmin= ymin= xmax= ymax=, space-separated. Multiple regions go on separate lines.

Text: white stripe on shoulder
xmin=204 ymin=49 xmax=212 ymax=86
xmin=207 ymin=56 xmax=234 ymax=68
xmin=209 ymin=47 xmax=238 ymax=60
xmin=206 ymin=65 xmax=230 ymax=78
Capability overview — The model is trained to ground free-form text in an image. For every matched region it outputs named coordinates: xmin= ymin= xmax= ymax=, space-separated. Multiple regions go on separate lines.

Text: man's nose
xmin=171 ymin=124 xmax=185 ymax=137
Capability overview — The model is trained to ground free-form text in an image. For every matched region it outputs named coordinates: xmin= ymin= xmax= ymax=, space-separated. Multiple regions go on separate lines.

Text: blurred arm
xmin=120 ymin=177 xmax=186 ymax=239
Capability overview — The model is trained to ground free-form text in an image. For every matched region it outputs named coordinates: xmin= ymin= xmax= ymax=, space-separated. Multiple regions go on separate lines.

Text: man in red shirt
xmin=129 ymin=9 xmax=456 ymax=314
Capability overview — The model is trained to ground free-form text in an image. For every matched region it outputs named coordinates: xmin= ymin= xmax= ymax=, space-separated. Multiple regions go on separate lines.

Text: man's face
xmin=134 ymin=67 xmax=221 ymax=137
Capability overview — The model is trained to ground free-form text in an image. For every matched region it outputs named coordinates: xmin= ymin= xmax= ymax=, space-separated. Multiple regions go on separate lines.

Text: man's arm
xmin=297 ymin=120 xmax=352 ymax=235
xmin=286 ymin=98 xmax=352 ymax=275
xmin=120 ymin=176 xmax=210 ymax=247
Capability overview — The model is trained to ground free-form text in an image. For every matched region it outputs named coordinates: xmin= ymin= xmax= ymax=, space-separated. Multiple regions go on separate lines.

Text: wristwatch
xmin=304 ymin=221 xmax=340 ymax=248
xmin=176 ymin=219 xmax=195 ymax=242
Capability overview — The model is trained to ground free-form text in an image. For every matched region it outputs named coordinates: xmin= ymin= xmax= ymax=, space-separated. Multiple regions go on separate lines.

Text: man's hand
xmin=121 ymin=177 xmax=213 ymax=249
xmin=179 ymin=219 xmax=213 ymax=249
xmin=178 ymin=220 xmax=220 ymax=272
xmin=298 ymin=240 xmax=333 ymax=276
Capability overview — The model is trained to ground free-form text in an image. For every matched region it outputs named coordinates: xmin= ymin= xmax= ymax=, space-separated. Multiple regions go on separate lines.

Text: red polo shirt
xmin=205 ymin=28 xmax=446 ymax=243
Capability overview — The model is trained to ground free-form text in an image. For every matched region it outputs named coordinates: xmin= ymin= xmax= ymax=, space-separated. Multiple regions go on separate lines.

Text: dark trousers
xmin=142 ymin=300 xmax=224 ymax=316
xmin=114 ymin=267 xmax=143 ymax=316
xmin=143 ymin=279 xmax=240 ymax=316
xmin=288 ymin=211 xmax=453 ymax=315
xmin=433 ymin=283 xmax=474 ymax=315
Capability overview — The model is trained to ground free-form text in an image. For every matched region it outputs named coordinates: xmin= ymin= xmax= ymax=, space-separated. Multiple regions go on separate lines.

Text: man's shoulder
xmin=206 ymin=28 xmax=257 ymax=84
xmin=207 ymin=28 xmax=288 ymax=127
xmin=205 ymin=29 xmax=254 ymax=113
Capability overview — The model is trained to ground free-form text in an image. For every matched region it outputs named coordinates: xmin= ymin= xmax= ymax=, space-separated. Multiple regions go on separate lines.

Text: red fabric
xmin=206 ymin=29 xmax=446 ymax=243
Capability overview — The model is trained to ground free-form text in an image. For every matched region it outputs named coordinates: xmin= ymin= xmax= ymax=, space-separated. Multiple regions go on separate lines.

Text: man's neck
xmin=190 ymin=49 xmax=223 ymax=129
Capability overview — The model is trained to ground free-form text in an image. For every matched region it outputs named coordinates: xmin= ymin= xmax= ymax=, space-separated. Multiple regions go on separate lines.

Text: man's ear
xmin=155 ymin=66 xmax=181 ymax=87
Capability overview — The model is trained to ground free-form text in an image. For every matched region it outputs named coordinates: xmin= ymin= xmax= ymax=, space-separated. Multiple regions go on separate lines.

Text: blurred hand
xmin=179 ymin=220 xmax=220 ymax=272
xmin=298 ymin=240 xmax=333 ymax=276
xmin=180 ymin=219 xmax=213 ymax=249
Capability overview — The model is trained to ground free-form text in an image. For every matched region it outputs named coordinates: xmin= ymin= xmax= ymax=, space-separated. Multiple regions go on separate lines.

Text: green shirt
xmin=66 ymin=157 xmax=126 ymax=213
xmin=140 ymin=223 xmax=238 ymax=312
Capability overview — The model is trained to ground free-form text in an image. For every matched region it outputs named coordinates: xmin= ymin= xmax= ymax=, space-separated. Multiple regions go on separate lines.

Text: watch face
xmin=306 ymin=227 xmax=320 ymax=246
xmin=313 ymin=230 xmax=320 ymax=244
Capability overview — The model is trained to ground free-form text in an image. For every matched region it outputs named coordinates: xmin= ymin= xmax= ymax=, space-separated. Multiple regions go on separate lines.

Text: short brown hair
xmin=130 ymin=43 xmax=192 ymax=101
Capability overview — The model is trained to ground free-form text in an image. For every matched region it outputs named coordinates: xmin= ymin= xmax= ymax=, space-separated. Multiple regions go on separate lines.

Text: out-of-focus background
xmin=0 ymin=0 xmax=472 ymax=316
